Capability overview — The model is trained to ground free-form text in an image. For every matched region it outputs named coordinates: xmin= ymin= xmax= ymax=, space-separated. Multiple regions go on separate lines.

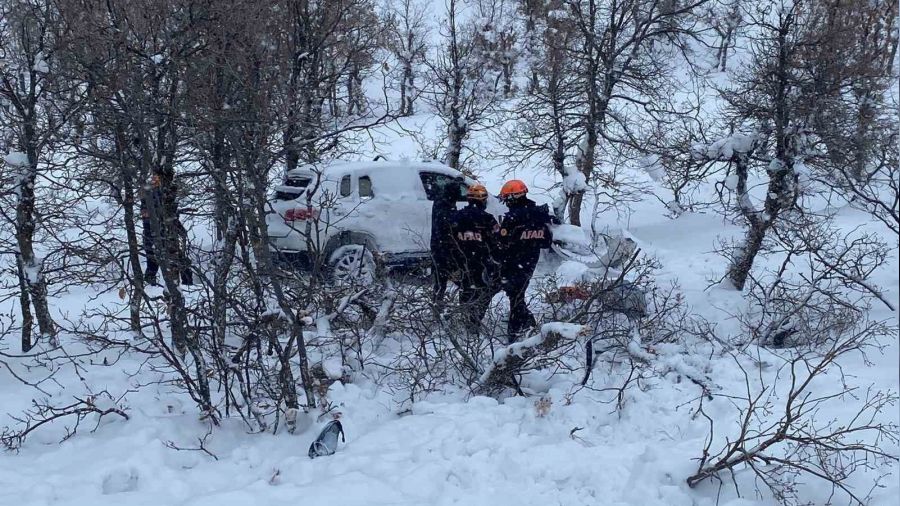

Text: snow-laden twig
xmin=477 ymin=323 xmax=586 ymax=393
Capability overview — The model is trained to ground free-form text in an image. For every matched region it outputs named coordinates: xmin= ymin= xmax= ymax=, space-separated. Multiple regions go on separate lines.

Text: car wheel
xmin=329 ymin=245 xmax=377 ymax=286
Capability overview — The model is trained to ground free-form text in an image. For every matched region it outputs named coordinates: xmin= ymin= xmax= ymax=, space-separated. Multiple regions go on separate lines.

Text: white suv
xmin=266 ymin=160 xmax=500 ymax=281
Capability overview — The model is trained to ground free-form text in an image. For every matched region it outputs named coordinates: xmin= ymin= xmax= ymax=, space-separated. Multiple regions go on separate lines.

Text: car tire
xmin=329 ymin=244 xmax=378 ymax=286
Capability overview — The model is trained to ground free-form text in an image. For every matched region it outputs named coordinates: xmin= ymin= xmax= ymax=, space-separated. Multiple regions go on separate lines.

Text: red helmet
xmin=499 ymin=179 xmax=528 ymax=200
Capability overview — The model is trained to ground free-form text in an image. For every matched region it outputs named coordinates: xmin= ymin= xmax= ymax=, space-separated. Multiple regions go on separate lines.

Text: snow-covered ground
xmin=1 ymin=179 xmax=896 ymax=505
xmin=1 ymin=3 xmax=897 ymax=500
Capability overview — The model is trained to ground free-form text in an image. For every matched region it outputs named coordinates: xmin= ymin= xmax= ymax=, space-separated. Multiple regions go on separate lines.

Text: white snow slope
xmin=1 ymin=5 xmax=898 ymax=503
xmin=0 ymin=186 xmax=896 ymax=506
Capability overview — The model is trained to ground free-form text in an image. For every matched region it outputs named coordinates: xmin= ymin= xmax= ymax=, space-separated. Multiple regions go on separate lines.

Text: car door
xmin=327 ymin=172 xmax=357 ymax=233
xmin=332 ymin=171 xmax=421 ymax=255
xmin=371 ymin=170 xmax=433 ymax=254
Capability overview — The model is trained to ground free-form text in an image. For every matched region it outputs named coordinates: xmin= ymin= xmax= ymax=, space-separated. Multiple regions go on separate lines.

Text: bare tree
xmin=277 ymin=0 xmax=383 ymax=169
xmin=560 ymin=0 xmax=706 ymax=225
xmin=499 ymin=0 xmax=582 ymax=219
xmin=472 ymin=0 xmax=521 ymax=98
xmin=688 ymin=337 xmax=898 ymax=505
xmin=0 ymin=0 xmax=81 ymax=349
xmin=425 ymin=0 xmax=502 ymax=171
xmin=383 ymin=0 xmax=430 ymax=116
xmin=702 ymin=0 xmax=743 ymax=71
xmin=55 ymin=0 xmax=216 ymax=414
xmin=687 ymin=173 xmax=899 ymax=502
xmin=804 ymin=0 xmax=899 ymax=236
xmin=693 ymin=0 xmax=897 ymax=291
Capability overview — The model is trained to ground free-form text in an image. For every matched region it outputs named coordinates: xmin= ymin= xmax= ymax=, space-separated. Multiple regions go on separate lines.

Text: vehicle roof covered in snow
xmin=286 ymin=160 xmax=461 ymax=180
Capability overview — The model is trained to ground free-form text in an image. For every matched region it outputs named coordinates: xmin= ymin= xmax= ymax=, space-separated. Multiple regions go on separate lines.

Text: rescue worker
xmin=497 ymin=179 xmax=554 ymax=342
xmin=141 ymin=175 xmax=163 ymax=285
xmin=141 ymin=174 xmax=193 ymax=286
xmin=430 ymin=181 xmax=459 ymax=303
xmin=448 ymin=184 xmax=501 ymax=334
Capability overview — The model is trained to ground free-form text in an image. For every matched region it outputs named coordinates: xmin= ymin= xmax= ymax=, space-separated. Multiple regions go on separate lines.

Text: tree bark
xmin=443 ymin=0 xmax=465 ymax=171
xmin=727 ymin=220 xmax=768 ymax=291
xmin=401 ymin=59 xmax=414 ymax=116
xmin=568 ymin=192 xmax=584 ymax=226
xmin=112 ymin=123 xmax=145 ymax=335
xmin=15 ymin=254 xmax=34 ymax=352
xmin=15 ymin=144 xmax=57 ymax=345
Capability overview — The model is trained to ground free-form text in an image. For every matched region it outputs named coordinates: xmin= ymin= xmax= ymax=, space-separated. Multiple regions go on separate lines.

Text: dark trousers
xmin=143 ymin=226 xmax=159 ymax=283
xmin=458 ymin=272 xmax=496 ymax=335
xmin=432 ymin=255 xmax=455 ymax=303
xmin=143 ymin=222 xmax=193 ymax=286
xmin=504 ymin=272 xmax=536 ymax=342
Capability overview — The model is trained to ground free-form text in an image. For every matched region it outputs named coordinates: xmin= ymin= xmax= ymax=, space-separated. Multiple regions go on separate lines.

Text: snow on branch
xmin=477 ymin=323 xmax=587 ymax=394
xmin=692 ymin=132 xmax=762 ymax=162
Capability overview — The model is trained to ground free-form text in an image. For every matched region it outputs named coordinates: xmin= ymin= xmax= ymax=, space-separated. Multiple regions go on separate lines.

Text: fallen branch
xmin=1 ymin=391 xmax=129 ymax=451
xmin=687 ymin=337 xmax=899 ymax=505
xmin=477 ymin=324 xmax=586 ymax=395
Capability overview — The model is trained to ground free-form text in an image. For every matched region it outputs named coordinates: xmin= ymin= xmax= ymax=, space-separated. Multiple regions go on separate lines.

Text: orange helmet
xmin=467 ymin=183 xmax=488 ymax=201
xmin=499 ymin=179 xmax=528 ymax=200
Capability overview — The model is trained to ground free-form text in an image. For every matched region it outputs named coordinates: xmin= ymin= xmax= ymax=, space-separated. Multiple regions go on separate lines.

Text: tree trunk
xmin=15 ymin=254 xmax=34 ymax=352
xmin=121 ymin=173 xmax=144 ymax=334
xmin=444 ymin=0 xmax=465 ymax=171
xmin=150 ymin=170 xmax=214 ymax=413
xmin=347 ymin=63 xmax=363 ymax=116
xmin=114 ymin=122 xmax=145 ymax=334
xmin=852 ymin=89 xmax=874 ymax=182
xmin=401 ymin=60 xmax=414 ymax=116
xmin=501 ymin=35 xmax=513 ymax=97
xmin=726 ymin=149 xmax=792 ymax=291
xmin=284 ymin=122 xmax=299 ymax=173
xmin=212 ymin=215 xmax=238 ymax=346
xmin=15 ymin=147 xmax=57 ymax=343
xmin=570 ymin=124 xmax=596 ymax=227
xmin=523 ymin=0 xmax=539 ymax=94
xmin=446 ymin=116 xmax=465 ymax=170
xmin=720 ymin=25 xmax=734 ymax=71
xmin=478 ymin=328 xmax=571 ymax=395
xmin=210 ymin=124 xmax=236 ymax=346
xmin=727 ymin=220 xmax=767 ymax=291
xmin=568 ymin=192 xmax=584 ymax=226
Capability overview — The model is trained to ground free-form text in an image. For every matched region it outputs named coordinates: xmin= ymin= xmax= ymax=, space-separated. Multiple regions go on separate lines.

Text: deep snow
xmin=1 ymin=2 xmax=898 ymax=501
xmin=1 ymin=189 xmax=896 ymax=506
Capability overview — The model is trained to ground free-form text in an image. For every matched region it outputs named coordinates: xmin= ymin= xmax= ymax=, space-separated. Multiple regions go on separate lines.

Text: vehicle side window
xmin=455 ymin=180 xmax=469 ymax=200
xmin=420 ymin=172 xmax=466 ymax=201
xmin=359 ymin=175 xmax=374 ymax=198
xmin=339 ymin=175 xmax=351 ymax=197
